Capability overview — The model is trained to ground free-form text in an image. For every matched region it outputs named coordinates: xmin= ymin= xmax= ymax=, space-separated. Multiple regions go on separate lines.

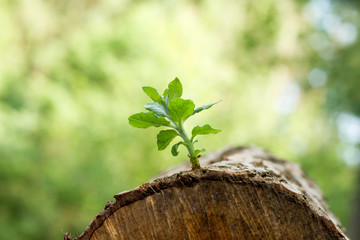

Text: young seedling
xmin=128 ymin=77 xmax=221 ymax=169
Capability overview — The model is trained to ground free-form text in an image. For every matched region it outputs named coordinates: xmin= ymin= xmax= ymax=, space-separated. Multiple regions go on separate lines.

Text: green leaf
xmin=191 ymin=101 xmax=220 ymax=116
xmin=144 ymin=102 xmax=168 ymax=118
xmin=171 ymin=141 xmax=184 ymax=156
xmin=157 ymin=130 xmax=178 ymax=150
xmin=195 ymin=148 xmax=206 ymax=156
xmin=142 ymin=87 xmax=163 ymax=103
xmin=162 ymin=88 xmax=169 ymax=104
xmin=129 ymin=112 xmax=170 ymax=128
xmin=168 ymin=98 xmax=195 ymax=123
xmin=167 ymin=77 xmax=182 ymax=101
xmin=191 ymin=124 xmax=221 ymax=140
xmin=163 ymin=89 xmax=168 ymax=98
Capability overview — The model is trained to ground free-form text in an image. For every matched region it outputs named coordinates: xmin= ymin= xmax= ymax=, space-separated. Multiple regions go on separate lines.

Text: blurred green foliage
xmin=0 ymin=0 xmax=359 ymax=239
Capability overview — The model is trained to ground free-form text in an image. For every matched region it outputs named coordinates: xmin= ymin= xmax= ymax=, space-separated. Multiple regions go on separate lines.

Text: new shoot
xmin=128 ymin=78 xmax=221 ymax=169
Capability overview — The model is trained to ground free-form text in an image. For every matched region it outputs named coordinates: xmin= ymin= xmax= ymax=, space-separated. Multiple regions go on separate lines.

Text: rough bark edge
xmin=71 ymin=147 xmax=348 ymax=240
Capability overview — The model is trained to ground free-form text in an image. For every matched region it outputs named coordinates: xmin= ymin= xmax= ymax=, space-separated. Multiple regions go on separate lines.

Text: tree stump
xmin=67 ymin=147 xmax=348 ymax=240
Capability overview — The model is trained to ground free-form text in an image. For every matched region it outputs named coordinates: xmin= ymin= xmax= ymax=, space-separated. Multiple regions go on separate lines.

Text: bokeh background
xmin=1 ymin=0 xmax=360 ymax=239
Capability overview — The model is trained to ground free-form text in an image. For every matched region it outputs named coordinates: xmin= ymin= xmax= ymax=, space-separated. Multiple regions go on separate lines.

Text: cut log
xmin=69 ymin=147 xmax=348 ymax=240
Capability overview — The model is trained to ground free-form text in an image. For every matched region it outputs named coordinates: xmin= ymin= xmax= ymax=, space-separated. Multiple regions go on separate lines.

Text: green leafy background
xmin=0 ymin=0 xmax=359 ymax=239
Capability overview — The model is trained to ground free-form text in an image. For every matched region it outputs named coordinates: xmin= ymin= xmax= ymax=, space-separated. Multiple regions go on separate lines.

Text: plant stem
xmin=162 ymin=102 xmax=200 ymax=169
xmin=177 ymin=122 xmax=200 ymax=169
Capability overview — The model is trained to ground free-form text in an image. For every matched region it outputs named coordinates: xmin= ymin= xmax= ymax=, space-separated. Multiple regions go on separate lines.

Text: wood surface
xmin=67 ymin=147 xmax=348 ymax=240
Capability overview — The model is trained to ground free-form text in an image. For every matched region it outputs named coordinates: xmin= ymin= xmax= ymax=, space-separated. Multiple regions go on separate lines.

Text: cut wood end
xmin=71 ymin=146 xmax=349 ymax=240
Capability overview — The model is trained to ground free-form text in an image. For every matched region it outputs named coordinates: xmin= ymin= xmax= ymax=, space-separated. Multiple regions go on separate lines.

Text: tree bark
xmin=67 ymin=147 xmax=348 ymax=240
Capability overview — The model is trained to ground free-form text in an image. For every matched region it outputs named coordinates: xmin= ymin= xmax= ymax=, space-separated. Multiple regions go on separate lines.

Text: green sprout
xmin=128 ymin=77 xmax=221 ymax=169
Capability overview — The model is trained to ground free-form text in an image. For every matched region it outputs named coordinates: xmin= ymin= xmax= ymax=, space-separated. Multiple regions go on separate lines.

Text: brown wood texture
xmin=71 ymin=147 xmax=348 ymax=240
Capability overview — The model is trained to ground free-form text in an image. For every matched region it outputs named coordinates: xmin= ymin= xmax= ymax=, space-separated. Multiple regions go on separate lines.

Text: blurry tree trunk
xmin=67 ymin=147 xmax=348 ymax=240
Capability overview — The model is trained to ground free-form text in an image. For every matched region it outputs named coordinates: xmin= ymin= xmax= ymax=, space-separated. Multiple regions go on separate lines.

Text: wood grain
xmin=70 ymin=147 xmax=348 ymax=240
